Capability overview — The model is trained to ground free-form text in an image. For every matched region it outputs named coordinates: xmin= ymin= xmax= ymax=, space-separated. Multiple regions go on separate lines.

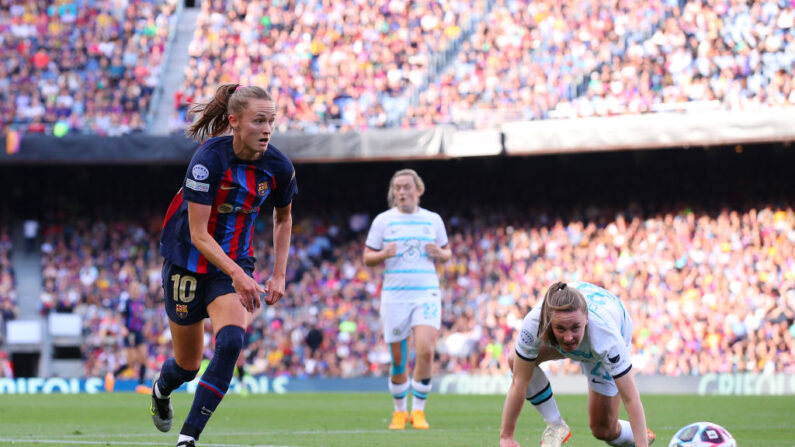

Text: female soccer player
xmin=500 ymin=281 xmax=656 ymax=447
xmin=106 ymin=281 xmax=149 ymax=393
xmin=363 ymin=169 xmax=451 ymax=430
xmin=150 ymin=84 xmax=297 ymax=447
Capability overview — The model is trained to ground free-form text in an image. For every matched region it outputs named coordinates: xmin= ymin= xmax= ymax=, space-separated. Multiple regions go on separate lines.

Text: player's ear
xmin=228 ymin=113 xmax=239 ymax=131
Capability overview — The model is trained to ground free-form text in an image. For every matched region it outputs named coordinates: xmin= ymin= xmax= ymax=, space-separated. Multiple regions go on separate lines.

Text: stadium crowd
xmin=3 ymin=0 xmax=793 ymax=136
xmin=170 ymin=0 xmax=484 ymax=133
xmin=0 ymin=0 xmax=176 ymax=136
xmin=171 ymin=0 xmax=795 ymax=131
xmin=408 ymin=0 xmax=795 ymax=128
xmin=30 ymin=202 xmax=795 ymax=380
xmin=0 ymin=226 xmax=18 ymax=345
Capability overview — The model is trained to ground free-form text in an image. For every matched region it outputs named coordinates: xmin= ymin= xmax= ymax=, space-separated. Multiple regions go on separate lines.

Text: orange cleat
xmin=388 ymin=411 xmax=409 ymax=430
xmin=410 ymin=410 xmax=429 ymax=429
xmin=104 ymin=373 xmax=115 ymax=392
xmin=135 ymin=384 xmax=151 ymax=394
xmin=647 ymin=427 xmax=657 ymax=445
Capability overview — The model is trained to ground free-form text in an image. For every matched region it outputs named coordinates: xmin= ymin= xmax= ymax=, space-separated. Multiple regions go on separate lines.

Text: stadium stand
xmin=0 ymin=227 xmax=18 ymax=352
xmin=169 ymin=0 xmax=795 ymax=131
xmin=0 ymin=0 xmax=177 ymax=136
xmin=13 ymin=150 xmax=793 ymax=379
xmin=0 ymin=0 xmax=793 ymax=385
xmin=409 ymin=0 xmax=795 ymax=128
xmin=170 ymin=0 xmax=487 ymax=133
xmin=2 ymin=1 xmax=793 ymax=136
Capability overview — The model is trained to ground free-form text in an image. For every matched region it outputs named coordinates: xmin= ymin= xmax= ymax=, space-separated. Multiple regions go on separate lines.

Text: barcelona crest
xmin=176 ymin=304 xmax=188 ymax=319
xmin=257 ymin=181 xmax=269 ymax=197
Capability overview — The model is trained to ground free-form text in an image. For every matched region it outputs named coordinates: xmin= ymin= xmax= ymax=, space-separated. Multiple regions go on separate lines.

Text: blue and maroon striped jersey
xmin=160 ymin=136 xmax=298 ymax=273
xmin=120 ymin=297 xmax=146 ymax=332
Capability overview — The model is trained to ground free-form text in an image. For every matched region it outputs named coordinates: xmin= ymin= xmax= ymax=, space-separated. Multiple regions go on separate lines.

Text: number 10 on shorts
xmin=171 ymin=273 xmax=197 ymax=303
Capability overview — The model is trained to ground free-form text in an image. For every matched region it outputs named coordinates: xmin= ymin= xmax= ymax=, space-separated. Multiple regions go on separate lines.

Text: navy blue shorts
xmin=161 ymin=256 xmax=256 ymax=326
xmin=124 ymin=329 xmax=145 ymax=348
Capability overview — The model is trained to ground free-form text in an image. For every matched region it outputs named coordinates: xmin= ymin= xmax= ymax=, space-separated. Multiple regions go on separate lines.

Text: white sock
xmin=388 ymin=379 xmax=409 ymax=412
xmin=607 ymin=420 xmax=634 ymax=447
xmin=410 ymin=378 xmax=431 ymax=412
xmin=177 ymin=434 xmax=195 ymax=445
xmin=526 ymin=368 xmax=563 ymax=425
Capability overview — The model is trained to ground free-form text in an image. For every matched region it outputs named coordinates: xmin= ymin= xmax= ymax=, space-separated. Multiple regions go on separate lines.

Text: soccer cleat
xmin=176 ymin=441 xmax=195 ymax=447
xmin=388 ymin=411 xmax=409 ymax=430
xmin=540 ymin=420 xmax=571 ymax=447
xmin=410 ymin=410 xmax=429 ymax=429
xmin=135 ymin=384 xmax=151 ymax=394
xmin=647 ymin=427 xmax=656 ymax=445
xmin=150 ymin=373 xmax=173 ymax=432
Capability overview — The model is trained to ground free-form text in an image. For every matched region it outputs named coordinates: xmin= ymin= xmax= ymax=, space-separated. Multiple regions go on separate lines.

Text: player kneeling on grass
xmin=499 ymin=281 xmax=656 ymax=447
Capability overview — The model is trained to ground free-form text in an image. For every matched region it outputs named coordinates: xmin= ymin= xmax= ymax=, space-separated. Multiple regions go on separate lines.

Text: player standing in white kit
xmin=364 ymin=169 xmax=451 ymax=430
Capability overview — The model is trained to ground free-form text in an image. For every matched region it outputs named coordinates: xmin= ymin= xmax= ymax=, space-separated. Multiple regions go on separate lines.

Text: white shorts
xmin=381 ymin=298 xmax=441 ymax=343
xmin=580 ymin=317 xmax=634 ymax=397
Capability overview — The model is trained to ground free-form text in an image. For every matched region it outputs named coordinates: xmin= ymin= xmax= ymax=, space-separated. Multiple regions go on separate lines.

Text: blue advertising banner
xmin=2 ymin=373 xmax=794 ymax=395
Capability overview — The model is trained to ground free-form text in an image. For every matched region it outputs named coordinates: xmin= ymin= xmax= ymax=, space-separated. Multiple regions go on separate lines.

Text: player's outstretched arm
xmin=265 ymin=203 xmax=292 ymax=305
xmin=188 ymin=201 xmax=264 ymax=312
xmin=500 ymin=354 xmax=535 ymax=446
xmin=615 ymin=372 xmax=649 ymax=447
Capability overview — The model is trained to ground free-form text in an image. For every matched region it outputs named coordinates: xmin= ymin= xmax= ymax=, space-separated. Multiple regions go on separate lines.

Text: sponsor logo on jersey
xmin=217 ymin=203 xmax=260 ymax=214
xmin=191 ymin=164 xmax=209 ymax=180
xmin=185 ymin=178 xmax=209 ymax=192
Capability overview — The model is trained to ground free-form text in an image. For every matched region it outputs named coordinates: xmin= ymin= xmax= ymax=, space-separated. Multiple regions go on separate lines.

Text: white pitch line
xmin=0 ymin=439 xmax=293 ymax=447
xmin=48 ymin=428 xmax=458 ymax=438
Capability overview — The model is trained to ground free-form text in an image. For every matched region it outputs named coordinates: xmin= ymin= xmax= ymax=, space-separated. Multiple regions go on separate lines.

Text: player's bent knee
xmin=216 ymin=325 xmax=245 ymax=357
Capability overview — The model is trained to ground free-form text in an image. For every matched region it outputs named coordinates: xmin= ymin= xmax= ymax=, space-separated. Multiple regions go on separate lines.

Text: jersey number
xmin=423 ymin=302 xmax=439 ymax=318
xmin=171 ymin=274 xmax=197 ymax=303
xmin=590 ymin=361 xmax=612 ymax=381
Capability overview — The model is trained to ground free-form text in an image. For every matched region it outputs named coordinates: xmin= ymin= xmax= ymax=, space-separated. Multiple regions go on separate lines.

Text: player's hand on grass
xmin=499 ymin=437 xmax=520 ymax=447
xmin=264 ymin=274 xmax=285 ymax=305
xmin=232 ymin=269 xmax=264 ymax=312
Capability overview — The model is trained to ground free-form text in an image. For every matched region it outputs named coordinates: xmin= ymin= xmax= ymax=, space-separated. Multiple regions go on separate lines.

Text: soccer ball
xmin=668 ymin=422 xmax=736 ymax=447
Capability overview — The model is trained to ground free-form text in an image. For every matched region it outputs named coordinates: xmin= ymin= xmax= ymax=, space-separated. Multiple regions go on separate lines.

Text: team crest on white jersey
xmin=519 ymin=329 xmax=535 ymax=345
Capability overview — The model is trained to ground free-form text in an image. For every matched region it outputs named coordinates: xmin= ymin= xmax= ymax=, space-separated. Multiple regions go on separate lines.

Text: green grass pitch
xmin=0 ymin=393 xmax=792 ymax=446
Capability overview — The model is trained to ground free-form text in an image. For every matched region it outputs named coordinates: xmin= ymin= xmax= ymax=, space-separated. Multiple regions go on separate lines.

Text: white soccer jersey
xmin=515 ymin=281 xmax=634 ymax=379
xmin=365 ymin=207 xmax=448 ymax=303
